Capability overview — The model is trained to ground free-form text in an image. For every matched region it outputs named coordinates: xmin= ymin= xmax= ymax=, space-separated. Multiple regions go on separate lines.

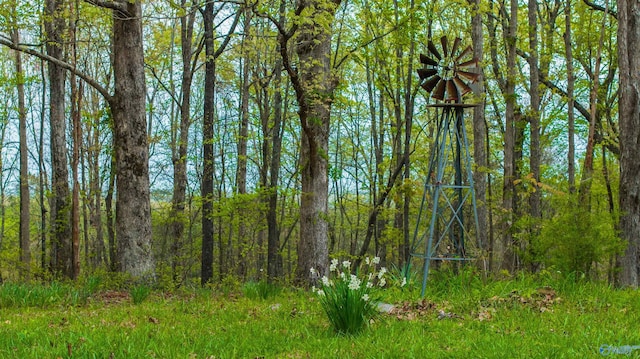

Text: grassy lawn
xmin=0 ymin=271 xmax=639 ymax=358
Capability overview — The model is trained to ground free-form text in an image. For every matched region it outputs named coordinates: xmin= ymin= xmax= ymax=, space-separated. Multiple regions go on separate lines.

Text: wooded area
xmin=0 ymin=0 xmax=638 ymax=288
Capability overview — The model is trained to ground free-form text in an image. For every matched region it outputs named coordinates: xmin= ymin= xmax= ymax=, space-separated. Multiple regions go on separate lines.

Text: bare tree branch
xmin=83 ymin=0 xmax=131 ymax=17
xmin=0 ymin=37 xmax=113 ymax=104
xmin=583 ymin=0 xmax=617 ymax=19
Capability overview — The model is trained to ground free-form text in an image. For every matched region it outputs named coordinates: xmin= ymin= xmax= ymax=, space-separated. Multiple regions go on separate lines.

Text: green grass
xmin=0 ymin=271 xmax=639 ymax=358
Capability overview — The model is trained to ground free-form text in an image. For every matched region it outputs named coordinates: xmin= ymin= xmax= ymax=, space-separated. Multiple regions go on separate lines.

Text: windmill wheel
xmin=417 ymin=36 xmax=479 ymax=103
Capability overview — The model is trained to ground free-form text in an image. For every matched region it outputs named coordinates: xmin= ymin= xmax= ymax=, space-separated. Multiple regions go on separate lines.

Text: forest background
xmin=0 ymin=0 xmax=638 ymax=289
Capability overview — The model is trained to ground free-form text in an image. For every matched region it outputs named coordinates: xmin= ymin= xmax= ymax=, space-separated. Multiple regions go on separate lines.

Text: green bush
xmin=312 ymin=257 xmax=386 ymax=336
xmin=532 ymin=197 xmax=623 ymax=277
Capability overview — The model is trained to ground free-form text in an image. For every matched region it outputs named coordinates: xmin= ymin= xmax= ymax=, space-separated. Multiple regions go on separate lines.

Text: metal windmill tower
xmin=412 ymin=36 xmax=480 ymax=296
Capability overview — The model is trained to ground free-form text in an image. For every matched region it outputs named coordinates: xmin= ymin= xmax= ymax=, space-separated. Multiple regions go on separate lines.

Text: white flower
xmin=372 ymin=257 xmax=380 ymax=265
xmin=317 ymin=289 xmax=325 ymax=297
xmin=365 ymin=257 xmax=371 ymax=265
xmin=322 ymin=276 xmax=331 ymax=287
xmin=340 ymin=271 xmax=347 ymax=280
xmin=362 ymin=294 xmax=369 ymax=302
xmin=342 ymin=260 xmax=351 ymax=269
xmin=348 ymin=275 xmax=361 ymax=290
xmin=330 ymin=259 xmax=339 ymax=272
xmin=310 ymin=267 xmax=317 ymax=275
xmin=378 ymin=277 xmax=386 ymax=287
xmin=366 ymin=281 xmax=374 ymax=288
xmin=378 ymin=267 xmax=387 ymax=279
xmin=401 ymin=277 xmax=407 ymax=287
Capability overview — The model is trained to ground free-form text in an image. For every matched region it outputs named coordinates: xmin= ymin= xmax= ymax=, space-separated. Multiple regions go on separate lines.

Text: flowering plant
xmin=311 ymin=257 xmax=387 ymax=335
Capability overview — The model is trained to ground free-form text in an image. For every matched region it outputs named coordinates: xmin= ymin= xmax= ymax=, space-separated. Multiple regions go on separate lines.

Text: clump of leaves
xmin=312 ymin=257 xmax=387 ymax=335
xmin=129 ymin=285 xmax=151 ymax=305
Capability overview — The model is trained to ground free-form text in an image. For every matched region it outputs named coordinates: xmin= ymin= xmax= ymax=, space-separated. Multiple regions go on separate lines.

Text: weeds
xmin=243 ymin=280 xmax=281 ymax=300
xmin=129 ymin=285 xmax=151 ymax=305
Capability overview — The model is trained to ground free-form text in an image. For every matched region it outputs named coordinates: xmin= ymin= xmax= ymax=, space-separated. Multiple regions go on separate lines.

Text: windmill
xmin=417 ymin=36 xmax=479 ymax=103
xmin=412 ymin=36 xmax=481 ymax=296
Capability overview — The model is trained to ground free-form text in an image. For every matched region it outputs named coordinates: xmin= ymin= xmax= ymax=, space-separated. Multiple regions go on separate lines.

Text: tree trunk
xmin=70 ymin=77 xmax=82 ymax=280
xmin=198 ymin=0 xmax=241 ymax=285
xmin=170 ymin=0 xmax=196 ymax=284
xmin=38 ymin=60 xmax=47 ymax=272
xmin=201 ymin=0 xmax=216 ymax=285
xmin=471 ymin=0 xmax=489 ymax=269
xmin=565 ymin=0 xmax=576 ymax=193
xmin=45 ymin=0 xmax=72 ymax=278
xmin=501 ymin=0 xmax=518 ymax=272
xmin=266 ymin=3 xmax=286 ymax=280
xmin=617 ymin=0 xmax=640 ymax=287
xmin=235 ymin=8 xmax=251 ymax=279
xmin=111 ymin=1 xmax=155 ymax=279
xmin=289 ymin=0 xmax=340 ymax=285
xmin=400 ymin=0 xmax=416 ymax=272
xmin=527 ymin=0 xmax=541 ymax=222
xmin=105 ymin=150 xmax=117 ymax=271
xmin=89 ymin=121 xmax=105 ymax=268
xmin=13 ymin=27 xmax=31 ymax=279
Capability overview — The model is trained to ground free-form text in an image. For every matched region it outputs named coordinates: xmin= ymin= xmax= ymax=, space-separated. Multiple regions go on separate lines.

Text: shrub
xmin=312 ymin=257 xmax=387 ymax=335
xmin=531 ymin=197 xmax=623 ymax=278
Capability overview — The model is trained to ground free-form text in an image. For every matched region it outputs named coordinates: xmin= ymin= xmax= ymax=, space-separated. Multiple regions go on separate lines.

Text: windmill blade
xmin=453 ymin=77 xmax=473 ymax=97
xmin=455 ymin=45 xmax=473 ymax=62
xmin=451 ymin=37 xmax=461 ymax=59
xmin=432 ymin=78 xmax=446 ymax=100
xmin=419 ymin=53 xmax=439 ymax=66
xmin=457 ymin=70 xmax=480 ymax=83
xmin=445 ymin=80 xmax=459 ymax=102
xmin=440 ymin=36 xmax=449 ymax=58
xmin=458 ymin=57 xmax=478 ymax=69
xmin=421 ymin=75 xmax=441 ymax=92
xmin=428 ymin=40 xmax=441 ymax=60
xmin=418 ymin=68 xmax=438 ymax=80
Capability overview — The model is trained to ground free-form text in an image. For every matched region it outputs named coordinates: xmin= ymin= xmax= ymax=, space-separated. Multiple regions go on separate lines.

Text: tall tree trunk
xmin=45 ymin=0 xmax=72 ymax=278
xmin=199 ymin=0 xmax=241 ymax=285
xmin=89 ymin=124 xmax=105 ymax=268
xmin=39 ymin=60 xmax=47 ymax=272
xmin=527 ymin=0 xmax=541 ymax=221
xmin=565 ymin=0 xmax=576 ymax=193
xmin=111 ymin=1 xmax=154 ymax=279
xmin=617 ymin=0 xmax=640 ymax=287
xmin=170 ymin=0 xmax=197 ymax=284
xmin=70 ymin=4 xmax=81 ymax=278
xmin=501 ymin=0 xmax=518 ymax=272
xmin=201 ymin=1 xmax=217 ymax=286
xmin=285 ymin=0 xmax=340 ymax=285
xmin=70 ymin=76 xmax=82 ymax=279
xmin=0 ymin=105 xmax=6 ymax=283
xmin=267 ymin=5 xmax=286 ymax=281
xmin=471 ymin=0 xmax=489 ymax=270
xmin=13 ymin=28 xmax=31 ymax=279
xmin=236 ymin=8 xmax=251 ymax=279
